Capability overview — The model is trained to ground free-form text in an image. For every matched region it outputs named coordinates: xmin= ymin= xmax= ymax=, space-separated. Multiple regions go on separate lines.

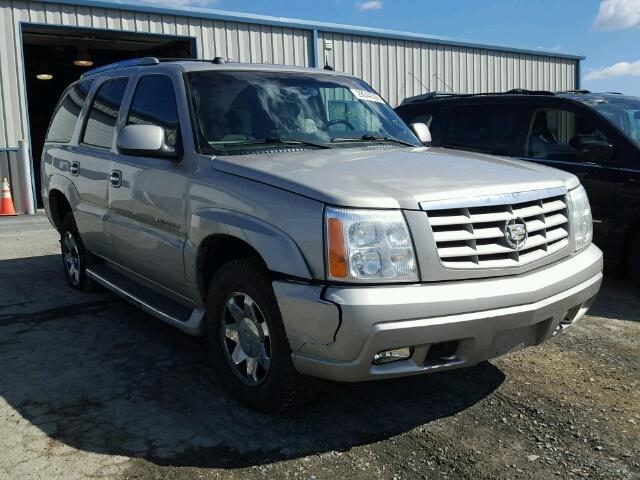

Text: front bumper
xmin=274 ymin=243 xmax=603 ymax=382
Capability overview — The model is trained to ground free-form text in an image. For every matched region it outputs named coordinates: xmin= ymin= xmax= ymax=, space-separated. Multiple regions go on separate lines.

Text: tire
xmin=60 ymin=212 xmax=97 ymax=292
xmin=628 ymin=229 xmax=640 ymax=292
xmin=205 ymin=257 xmax=322 ymax=413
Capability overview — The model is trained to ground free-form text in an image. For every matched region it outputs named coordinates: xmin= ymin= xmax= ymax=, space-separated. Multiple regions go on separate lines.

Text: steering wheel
xmin=327 ymin=119 xmax=355 ymax=130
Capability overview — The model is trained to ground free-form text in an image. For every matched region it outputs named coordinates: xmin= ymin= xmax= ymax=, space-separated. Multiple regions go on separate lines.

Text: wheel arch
xmin=45 ymin=175 xmax=80 ymax=232
xmin=48 ymin=189 xmax=73 ymax=232
xmin=188 ymin=209 xmax=314 ymax=301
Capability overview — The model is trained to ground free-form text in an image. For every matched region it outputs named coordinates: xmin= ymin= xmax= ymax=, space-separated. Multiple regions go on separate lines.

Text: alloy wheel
xmin=62 ymin=231 xmax=81 ymax=286
xmin=220 ymin=292 xmax=271 ymax=386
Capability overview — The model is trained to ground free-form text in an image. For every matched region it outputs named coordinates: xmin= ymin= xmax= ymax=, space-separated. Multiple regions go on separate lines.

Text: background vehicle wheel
xmin=60 ymin=213 xmax=97 ymax=292
xmin=628 ymin=229 xmax=640 ymax=291
xmin=206 ymin=257 xmax=322 ymax=413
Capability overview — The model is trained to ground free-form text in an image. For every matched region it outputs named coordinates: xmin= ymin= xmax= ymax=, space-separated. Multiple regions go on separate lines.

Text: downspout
xmin=311 ymin=29 xmax=319 ymax=68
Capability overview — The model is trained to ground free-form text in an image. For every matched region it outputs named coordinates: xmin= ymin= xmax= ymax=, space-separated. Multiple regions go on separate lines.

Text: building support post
xmin=18 ymin=140 xmax=35 ymax=214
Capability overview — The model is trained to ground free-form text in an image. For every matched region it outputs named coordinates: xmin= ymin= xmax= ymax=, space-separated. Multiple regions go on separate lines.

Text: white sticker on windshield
xmin=350 ymin=88 xmax=384 ymax=103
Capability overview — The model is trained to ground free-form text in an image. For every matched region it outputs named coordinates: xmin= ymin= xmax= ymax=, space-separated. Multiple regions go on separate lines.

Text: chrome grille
xmin=423 ymin=192 xmax=570 ymax=269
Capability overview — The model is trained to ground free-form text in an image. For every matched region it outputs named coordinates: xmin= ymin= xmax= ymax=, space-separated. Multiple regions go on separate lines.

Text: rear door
xmin=434 ymin=101 xmax=530 ymax=156
xmin=519 ymin=100 xmax=624 ymax=248
xmin=106 ymin=73 xmax=190 ymax=296
xmin=71 ymin=77 xmax=128 ymax=255
xmin=43 ymin=79 xmax=93 ymax=225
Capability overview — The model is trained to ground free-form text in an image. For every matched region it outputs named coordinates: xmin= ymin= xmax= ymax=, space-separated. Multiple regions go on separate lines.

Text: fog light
xmin=372 ymin=347 xmax=413 ymax=364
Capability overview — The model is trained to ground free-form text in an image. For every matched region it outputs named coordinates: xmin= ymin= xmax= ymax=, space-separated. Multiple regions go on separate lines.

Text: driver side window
xmin=320 ymin=87 xmax=381 ymax=132
xmin=526 ymin=109 xmax=610 ymax=162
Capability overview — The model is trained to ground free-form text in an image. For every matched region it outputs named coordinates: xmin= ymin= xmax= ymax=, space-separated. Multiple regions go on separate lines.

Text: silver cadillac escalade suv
xmin=42 ymin=57 xmax=603 ymax=412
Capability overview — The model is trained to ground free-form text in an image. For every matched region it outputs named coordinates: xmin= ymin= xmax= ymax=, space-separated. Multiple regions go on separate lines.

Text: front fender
xmin=185 ymin=208 xmax=313 ymax=283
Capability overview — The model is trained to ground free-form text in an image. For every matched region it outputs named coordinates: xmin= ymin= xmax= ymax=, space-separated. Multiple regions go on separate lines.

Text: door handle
xmin=70 ymin=161 xmax=80 ymax=176
xmin=110 ymin=170 xmax=122 ymax=188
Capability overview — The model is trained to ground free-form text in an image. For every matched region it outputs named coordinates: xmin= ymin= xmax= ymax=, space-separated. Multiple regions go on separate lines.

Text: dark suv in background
xmin=396 ymin=91 xmax=640 ymax=288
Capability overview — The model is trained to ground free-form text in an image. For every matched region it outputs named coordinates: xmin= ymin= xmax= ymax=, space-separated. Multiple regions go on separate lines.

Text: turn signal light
xmin=327 ymin=217 xmax=347 ymax=278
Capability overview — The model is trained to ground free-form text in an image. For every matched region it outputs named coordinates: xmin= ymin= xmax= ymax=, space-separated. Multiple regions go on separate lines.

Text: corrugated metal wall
xmin=318 ymin=31 xmax=577 ymax=106
xmin=0 ymin=0 xmax=579 ymax=213
xmin=0 ymin=0 xmax=312 ymax=150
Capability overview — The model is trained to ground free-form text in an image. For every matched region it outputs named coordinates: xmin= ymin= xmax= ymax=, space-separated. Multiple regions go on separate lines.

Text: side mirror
xmin=116 ymin=124 xmax=181 ymax=161
xmin=410 ymin=122 xmax=432 ymax=145
xmin=576 ymin=138 xmax=615 ymax=165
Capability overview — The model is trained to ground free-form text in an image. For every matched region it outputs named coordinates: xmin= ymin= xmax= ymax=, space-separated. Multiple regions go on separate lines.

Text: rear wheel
xmin=628 ymin=229 xmax=640 ymax=291
xmin=60 ymin=213 xmax=96 ymax=292
xmin=206 ymin=257 xmax=321 ymax=412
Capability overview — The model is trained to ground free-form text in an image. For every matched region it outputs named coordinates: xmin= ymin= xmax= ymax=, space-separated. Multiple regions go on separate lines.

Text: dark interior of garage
xmin=22 ymin=26 xmax=194 ymax=205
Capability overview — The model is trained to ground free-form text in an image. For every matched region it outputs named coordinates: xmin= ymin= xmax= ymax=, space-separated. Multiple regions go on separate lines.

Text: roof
xmin=397 ymin=90 xmax=640 ymax=108
xmin=80 ymin=57 xmax=350 ymax=79
xmin=36 ymin=0 xmax=584 ymax=61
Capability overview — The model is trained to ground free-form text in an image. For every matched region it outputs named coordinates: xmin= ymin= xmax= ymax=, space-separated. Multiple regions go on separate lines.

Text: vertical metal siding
xmin=318 ymin=31 xmax=577 ymax=106
xmin=0 ymin=0 xmax=312 ymax=150
xmin=0 ymin=0 xmax=579 ymax=149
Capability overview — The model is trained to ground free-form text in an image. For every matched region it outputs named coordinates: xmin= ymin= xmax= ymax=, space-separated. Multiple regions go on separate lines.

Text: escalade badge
xmin=504 ymin=218 xmax=528 ymax=250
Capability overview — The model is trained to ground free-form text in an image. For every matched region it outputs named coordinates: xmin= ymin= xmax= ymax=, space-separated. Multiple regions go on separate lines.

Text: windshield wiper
xmin=330 ymin=135 xmax=417 ymax=147
xmin=222 ymin=136 xmax=333 ymax=149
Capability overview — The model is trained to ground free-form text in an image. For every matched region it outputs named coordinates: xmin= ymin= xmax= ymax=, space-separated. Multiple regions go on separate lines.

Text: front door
xmin=107 ymin=73 xmax=189 ymax=297
xmin=519 ymin=103 xmax=622 ymax=248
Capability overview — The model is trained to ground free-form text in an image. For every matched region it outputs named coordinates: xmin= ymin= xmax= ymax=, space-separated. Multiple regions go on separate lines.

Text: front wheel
xmin=206 ymin=257 xmax=321 ymax=412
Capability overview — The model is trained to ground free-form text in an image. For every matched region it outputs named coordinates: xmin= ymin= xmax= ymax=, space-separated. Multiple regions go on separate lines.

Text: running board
xmin=86 ymin=264 xmax=205 ymax=335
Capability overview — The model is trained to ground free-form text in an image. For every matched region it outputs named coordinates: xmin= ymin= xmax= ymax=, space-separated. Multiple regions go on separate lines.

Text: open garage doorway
xmin=21 ymin=25 xmax=195 ymax=206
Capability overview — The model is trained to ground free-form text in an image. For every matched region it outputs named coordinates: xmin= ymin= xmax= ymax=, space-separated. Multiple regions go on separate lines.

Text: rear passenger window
xmin=526 ymin=109 xmax=611 ymax=162
xmin=82 ymin=78 xmax=128 ymax=149
xmin=127 ymin=75 xmax=179 ymax=148
xmin=441 ymin=105 xmax=521 ymax=155
xmin=46 ymin=80 xmax=93 ymax=143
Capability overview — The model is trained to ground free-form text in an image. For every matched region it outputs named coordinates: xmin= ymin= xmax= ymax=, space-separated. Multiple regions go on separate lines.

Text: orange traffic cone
xmin=0 ymin=177 xmax=17 ymax=216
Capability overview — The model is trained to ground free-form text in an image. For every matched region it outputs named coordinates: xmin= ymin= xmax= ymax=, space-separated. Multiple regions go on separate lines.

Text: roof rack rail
xmin=400 ymin=88 xmax=556 ymax=105
xmin=505 ymin=88 xmax=555 ymax=95
xmin=80 ymin=57 xmax=160 ymax=78
xmin=80 ymin=56 xmax=236 ymax=78
xmin=563 ymin=89 xmax=592 ymax=94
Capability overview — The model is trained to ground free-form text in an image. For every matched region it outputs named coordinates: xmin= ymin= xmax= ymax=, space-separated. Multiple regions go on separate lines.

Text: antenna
xmin=407 ymin=72 xmax=429 ymax=93
xmin=432 ymin=74 xmax=453 ymax=93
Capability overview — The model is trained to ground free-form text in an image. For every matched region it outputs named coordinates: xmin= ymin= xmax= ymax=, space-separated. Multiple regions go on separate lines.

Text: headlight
xmin=325 ymin=207 xmax=418 ymax=283
xmin=568 ymin=185 xmax=593 ymax=251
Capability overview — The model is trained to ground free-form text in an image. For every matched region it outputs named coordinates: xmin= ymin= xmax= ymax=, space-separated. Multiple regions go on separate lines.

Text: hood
xmin=211 ymin=146 xmax=579 ymax=209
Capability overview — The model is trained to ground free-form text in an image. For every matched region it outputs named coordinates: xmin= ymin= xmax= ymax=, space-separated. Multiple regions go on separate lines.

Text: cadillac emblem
xmin=504 ymin=218 xmax=528 ymax=250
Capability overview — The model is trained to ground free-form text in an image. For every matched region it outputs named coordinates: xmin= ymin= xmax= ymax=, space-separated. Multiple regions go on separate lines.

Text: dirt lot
xmin=0 ymin=214 xmax=638 ymax=480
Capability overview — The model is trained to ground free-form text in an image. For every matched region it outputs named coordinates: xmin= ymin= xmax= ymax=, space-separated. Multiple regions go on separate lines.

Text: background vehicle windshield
xmin=578 ymin=96 xmax=640 ymax=146
xmin=187 ymin=70 xmax=419 ymax=153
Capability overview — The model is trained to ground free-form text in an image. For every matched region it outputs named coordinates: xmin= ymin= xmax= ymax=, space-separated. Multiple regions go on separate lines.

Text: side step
xmin=86 ymin=264 xmax=205 ymax=335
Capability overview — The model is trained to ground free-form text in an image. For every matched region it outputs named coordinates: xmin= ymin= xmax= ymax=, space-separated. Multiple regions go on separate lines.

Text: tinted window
xmin=526 ymin=109 xmax=611 ymax=162
xmin=440 ymin=104 xmax=522 ymax=155
xmin=127 ymin=75 xmax=179 ymax=148
xmin=82 ymin=78 xmax=128 ymax=149
xmin=46 ymin=80 xmax=93 ymax=143
xmin=574 ymin=96 xmax=640 ymax=147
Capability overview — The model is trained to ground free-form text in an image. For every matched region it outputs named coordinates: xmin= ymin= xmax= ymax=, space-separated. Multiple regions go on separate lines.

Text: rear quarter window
xmin=46 ymin=80 xmax=93 ymax=143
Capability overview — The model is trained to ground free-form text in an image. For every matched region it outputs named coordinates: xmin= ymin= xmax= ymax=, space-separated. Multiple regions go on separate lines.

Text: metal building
xmin=0 ymin=0 xmax=583 ymax=214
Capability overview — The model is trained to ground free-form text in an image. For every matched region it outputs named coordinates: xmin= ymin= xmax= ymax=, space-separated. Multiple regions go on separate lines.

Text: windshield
xmin=186 ymin=70 xmax=420 ymax=153
xmin=577 ymin=96 xmax=640 ymax=146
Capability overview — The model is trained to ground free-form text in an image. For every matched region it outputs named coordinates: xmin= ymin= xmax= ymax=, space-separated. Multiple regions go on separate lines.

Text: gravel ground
xmin=0 ymin=214 xmax=638 ymax=480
